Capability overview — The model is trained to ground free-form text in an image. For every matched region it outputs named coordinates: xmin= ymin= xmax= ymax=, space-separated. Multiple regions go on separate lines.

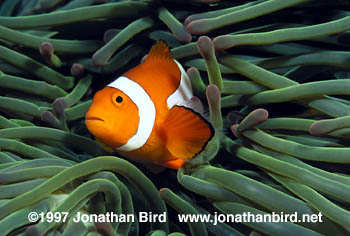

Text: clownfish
xmin=85 ymin=41 xmax=214 ymax=170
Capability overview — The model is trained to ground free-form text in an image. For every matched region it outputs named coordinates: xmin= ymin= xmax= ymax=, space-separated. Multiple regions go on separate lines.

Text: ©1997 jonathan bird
xmin=85 ymin=41 xmax=214 ymax=170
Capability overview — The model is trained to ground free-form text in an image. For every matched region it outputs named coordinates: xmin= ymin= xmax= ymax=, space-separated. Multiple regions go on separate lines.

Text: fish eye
xmin=115 ymin=96 xmax=123 ymax=103
xmin=112 ymin=93 xmax=125 ymax=107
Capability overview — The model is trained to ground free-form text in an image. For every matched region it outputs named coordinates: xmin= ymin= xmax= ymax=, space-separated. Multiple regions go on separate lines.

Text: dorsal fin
xmin=144 ymin=41 xmax=173 ymax=63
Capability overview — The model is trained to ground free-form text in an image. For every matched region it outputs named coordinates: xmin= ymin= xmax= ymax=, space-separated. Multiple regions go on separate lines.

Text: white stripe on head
xmin=108 ymin=76 xmax=156 ymax=152
xmin=167 ymin=60 xmax=193 ymax=108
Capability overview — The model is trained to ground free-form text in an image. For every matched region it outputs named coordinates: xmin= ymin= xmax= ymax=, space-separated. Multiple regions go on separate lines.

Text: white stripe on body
xmin=166 ymin=60 xmax=193 ymax=108
xmin=108 ymin=76 xmax=156 ymax=152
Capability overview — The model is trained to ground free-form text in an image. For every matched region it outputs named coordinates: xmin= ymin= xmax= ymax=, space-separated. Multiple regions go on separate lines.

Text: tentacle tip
xmin=186 ymin=66 xmax=199 ymax=76
xmin=39 ymin=42 xmax=54 ymax=57
xmin=185 ymin=20 xmax=204 ymax=35
xmin=53 ymin=98 xmax=68 ymax=112
xmin=71 ymin=63 xmax=85 ymax=76
xmin=230 ymin=124 xmax=241 ymax=138
xmin=197 ymin=36 xmax=214 ymax=59
xmin=175 ymin=31 xmax=192 ymax=43
xmin=159 ymin=188 xmax=170 ymax=200
xmin=94 ymin=222 xmax=114 ymax=236
xmin=254 ymin=108 xmax=269 ymax=121
xmin=91 ymin=53 xmax=107 ymax=67
xmin=184 ymin=15 xmax=194 ymax=27
xmin=25 ymin=225 xmax=42 ymax=236
xmin=206 ymin=84 xmax=221 ymax=101
xmin=213 ymin=36 xmax=230 ymax=51
xmin=41 ymin=110 xmax=54 ymax=121
xmin=308 ymin=121 xmax=322 ymax=136
xmin=185 ymin=21 xmax=194 ymax=34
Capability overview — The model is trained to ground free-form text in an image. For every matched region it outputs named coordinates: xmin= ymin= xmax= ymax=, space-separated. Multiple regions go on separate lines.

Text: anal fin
xmin=160 ymin=106 xmax=214 ymax=160
xmin=159 ymin=158 xmax=185 ymax=170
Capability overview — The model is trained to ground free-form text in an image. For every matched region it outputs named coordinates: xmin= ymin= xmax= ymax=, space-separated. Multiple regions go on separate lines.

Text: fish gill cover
xmin=0 ymin=0 xmax=349 ymax=235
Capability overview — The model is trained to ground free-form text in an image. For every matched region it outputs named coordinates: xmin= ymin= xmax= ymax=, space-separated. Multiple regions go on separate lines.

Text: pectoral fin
xmin=160 ymin=106 xmax=214 ymax=160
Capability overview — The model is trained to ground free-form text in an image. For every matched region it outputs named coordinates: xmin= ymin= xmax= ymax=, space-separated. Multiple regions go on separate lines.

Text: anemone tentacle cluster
xmin=0 ymin=0 xmax=349 ymax=235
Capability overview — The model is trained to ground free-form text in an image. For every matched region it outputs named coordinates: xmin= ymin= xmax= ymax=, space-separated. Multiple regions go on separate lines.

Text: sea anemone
xmin=0 ymin=0 xmax=349 ymax=235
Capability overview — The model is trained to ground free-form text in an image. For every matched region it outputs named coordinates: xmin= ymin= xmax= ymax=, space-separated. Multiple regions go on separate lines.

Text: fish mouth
xmin=85 ymin=116 xmax=104 ymax=122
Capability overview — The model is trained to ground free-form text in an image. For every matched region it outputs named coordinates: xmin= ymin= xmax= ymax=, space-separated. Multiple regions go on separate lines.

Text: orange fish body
xmin=85 ymin=41 xmax=213 ymax=169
